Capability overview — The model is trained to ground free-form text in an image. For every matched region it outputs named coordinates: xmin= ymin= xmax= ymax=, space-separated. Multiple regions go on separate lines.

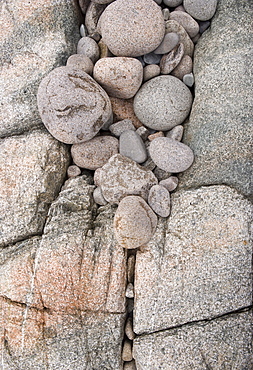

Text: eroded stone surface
xmin=0 ymin=130 xmax=69 ymax=247
xmin=134 ymin=186 xmax=252 ymax=334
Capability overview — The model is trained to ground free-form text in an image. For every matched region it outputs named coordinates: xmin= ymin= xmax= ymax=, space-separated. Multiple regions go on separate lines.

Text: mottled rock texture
xmin=179 ymin=0 xmax=253 ymax=198
xmin=0 ymin=0 xmax=81 ymax=138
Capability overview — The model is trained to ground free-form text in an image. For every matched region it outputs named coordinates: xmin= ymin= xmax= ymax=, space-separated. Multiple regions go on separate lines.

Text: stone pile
xmin=37 ymin=0 xmax=218 ymax=257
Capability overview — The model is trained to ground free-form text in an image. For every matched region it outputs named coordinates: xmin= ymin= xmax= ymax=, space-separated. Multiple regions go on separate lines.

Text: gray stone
xmin=66 ymin=54 xmax=94 ymax=75
xmin=0 ymin=130 xmax=69 ymax=248
xmin=159 ymin=176 xmax=179 ymax=191
xmin=114 ymin=195 xmax=157 ymax=249
xmin=183 ymin=72 xmax=195 ymax=87
xmin=37 ymin=66 xmax=112 ymax=144
xmin=122 ymin=339 xmax=133 ymax=362
xmin=125 ymin=317 xmax=135 ymax=340
xmin=77 ymin=36 xmax=100 ymax=63
xmin=127 ymin=255 xmax=136 ymax=283
xmin=133 ymin=186 xmax=253 ymax=334
xmin=153 ymin=167 xmax=171 ymax=181
xmin=80 ymin=23 xmax=87 ymax=37
xmin=165 ymin=20 xmax=194 ymax=57
xmin=199 ymin=20 xmax=211 ymax=34
xmin=94 ymin=167 xmax=103 ymax=186
xmin=143 ymin=64 xmax=161 ymax=82
xmin=99 ymin=0 xmax=165 ymax=57
xmin=134 ymin=75 xmax=192 ymax=131
xmin=149 ymin=137 xmax=194 ymax=173
xmin=71 ymin=136 xmax=119 ymax=170
xmin=183 ymin=0 xmax=218 ymax=21
xmin=109 ymin=120 xmax=136 ymax=137
xmin=100 ymin=154 xmax=158 ymax=204
xmin=179 ymin=0 xmax=253 ymax=198
xmin=67 ymin=164 xmax=81 ymax=178
xmin=153 ymin=33 xmax=180 ymax=54
xmin=120 ymin=130 xmax=147 ymax=164
xmin=170 ymin=54 xmax=193 ymax=80
xmin=143 ymin=52 xmax=162 ymax=65
xmin=85 ymin=2 xmax=107 ymax=35
xmin=169 ymin=10 xmax=199 ymax=38
xmin=126 ymin=283 xmax=134 ymax=299
xmin=93 ymin=57 xmax=143 ymax=99
xmin=93 ymin=186 xmax=108 ymax=205
xmin=148 ymin=185 xmax=171 ymax=217
xmin=133 ymin=311 xmax=253 ymax=369
xmin=160 ymin=43 xmax=184 ymax=74
xmin=0 ymin=0 xmax=81 ymax=138
xmin=166 ymin=125 xmax=184 ymax=141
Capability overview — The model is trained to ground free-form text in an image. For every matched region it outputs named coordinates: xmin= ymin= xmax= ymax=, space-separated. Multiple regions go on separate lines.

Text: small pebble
xmin=124 ymin=361 xmax=137 ymax=370
xmin=153 ymin=167 xmax=171 ymax=181
xmin=153 ymin=32 xmax=179 ymax=54
xmin=159 ymin=176 xmax=179 ymax=192
xmin=77 ymin=37 xmax=100 ymax=64
xmin=125 ymin=283 xmax=134 ymax=298
xmin=122 ymin=339 xmax=133 ymax=362
xmin=80 ymin=24 xmax=87 ymax=37
xmin=170 ymin=55 xmax=193 ymax=80
xmin=183 ymin=72 xmax=195 ymax=87
xmin=162 ymin=8 xmax=170 ymax=21
xmin=127 ymin=255 xmax=135 ymax=283
xmin=89 ymin=32 xmax=101 ymax=42
xmin=160 ymin=43 xmax=184 ymax=74
xmin=148 ymin=184 xmax=171 ymax=217
xmin=125 ymin=317 xmax=135 ymax=340
xmin=127 ymin=298 xmax=134 ymax=313
xmin=192 ymin=33 xmax=201 ymax=44
xmin=175 ymin=5 xmax=186 ymax=11
xmin=199 ymin=20 xmax=211 ymax=34
xmin=119 ymin=130 xmax=147 ymax=163
xmin=143 ymin=52 xmax=162 ymax=65
xmin=109 ymin=120 xmax=135 ymax=137
xmin=136 ymin=126 xmax=150 ymax=141
xmin=148 ymin=131 xmax=164 ymax=141
xmin=98 ymin=39 xmax=112 ymax=58
xmin=66 ymin=54 xmax=94 ymax=75
xmin=114 ymin=195 xmax=157 ymax=249
xmin=85 ymin=2 xmax=106 ymax=35
xmin=183 ymin=0 xmax=218 ymax=21
xmin=94 ymin=168 xmax=102 ymax=186
xmin=169 ymin=10 xmax=199 ymax=38
xmin=67 ymin=165 xmax=81 ymax=178
xmin=166 ymin=125 xmax=184 ymax=141
xmin=142 ymin=157 xmax=156 ymax=171
xmin=143 ymin=64 xmax=160 ymax=82
xmin=93 ymin=186 xmax=108 ymax=205
xmin=149 ymin=137 xmax=194 ymax=173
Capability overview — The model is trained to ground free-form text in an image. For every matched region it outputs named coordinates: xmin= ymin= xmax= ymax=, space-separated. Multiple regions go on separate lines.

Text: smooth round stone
xmin=109 ymin=119 xmax=135 ymax=137
xmin=143 ymin=52 xmax=162 ymax=65
xmin=114 ymin=195 xmax=157 ymax=249
xmin=66 ymin=54 xmax=94 ymax=75
xmin=71 ymin=136 xmax=118 ymax=170
xmin=99 ymin=0 xmax=165 ymax=57
xmin=134 ymin=75 xmax=192 ymax=131
xmin=153 ymin=32 xmax=179 ymax=54
xmin=165 ymin=20 xmax=194 ymax=57
xmin=119 ymin=130 xmax=147 ymax=163
xmin=159 ymin=176 xmax=179 ymax=192
xmin=183 ymin=72 xmax=195 ymax=87
xmin=143 ymin=64 xmax=160 ymax=82
xmin=67 ymin=165 xmax=81 ymax=178
xmin=93 ymin=186 xmax=108 ymax=206
xmin=148 ymin=184 xmax=171 ymax=217
xmin=183 ymin=0 xmax=218 ymax=21
xmin=163 ymin=0 xmax=182 ymax=6
xmin=77 ymin=37 xmax=100 ymax=64
xmin=170 ymin=54 xmax=192 ymax=80
xmin=166 ymin=125 xmax=184 ymax=141
xmin=93 ymin=57 xmax=143 ymax=99
xmin=149 ymin=137 xmax=194 ymax=173
xmin=160 ymin=43 xmax=184 ymax=74
xmin=169 ymin=11 xmax=199 ymax=38
xmin=37 ymin=66 xmax=112 ymax=144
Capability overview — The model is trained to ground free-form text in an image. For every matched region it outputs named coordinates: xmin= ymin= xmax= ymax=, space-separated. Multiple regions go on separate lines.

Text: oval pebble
xmin=143 ymin=52 xmax=162 ymax=65
xmin=153 ymin=32 xmax=179 ymax=54
xmin=66 ymin=54 xmax=94 ymax=75
xmin=77 ymin=37 xmax=100 ymax=64
xmin=143 ymin=64 xmax=161 ymax=82
xmin=149 ymin=137 xmax=194 ymax=173
xmin=169 ymin=11 xmax=199 ymax=38
xmin=134 ymin=75 xmax=192 ymax=131
xmin=37 ymin=66 xmax=112 ymax=144
xmin=148 ymin=184 xmax=171 ymax=217
xmin=114 ymin=195 xmax=157 ymax=249
xmin=93 ymin=57 xmax=143 ymax=99
xmin=170 ymin=54 xmax=193 ymax=80
xmin=93 ymin=186 xmax=108 ymax=206
xmin=183 ymin=72 xmax=195 ymax=87
xmin=119 ymin=130 xmax=147 ymax=163
xmin=71 ymin=136 xmax=119 ymax=170
xmin=109 ymin=119 xmax=135 ymax=137
xmin=99 ymin=0 xmax=165 ymax=57
xmin=67 ymin=165 xmax=81 ymax=178
xmin=160 ymin=43 xmax=184 ymax=74
xmin=166 ymin=125 xmax=184 ymax=141
xmin=183 ymin=0 xmax=218 ymax=21
xmin=159 ymin=176 xmax=179 ymax=192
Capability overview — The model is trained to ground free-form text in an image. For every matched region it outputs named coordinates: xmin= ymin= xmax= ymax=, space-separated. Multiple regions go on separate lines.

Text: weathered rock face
xmin=134 ymin=186 xmax=252 ymax=335
xmin=0 ymin=0 xmax=81 ymax=138
xmin=179 ymin=0 xmax=253 ymax=198
xmin=0 ymin=130 xmax=69 ymax=247
xmin=0 ymin=175 xmax=126 ymax=368
xmin=133 ymin=311 xmax=253 ymax=369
